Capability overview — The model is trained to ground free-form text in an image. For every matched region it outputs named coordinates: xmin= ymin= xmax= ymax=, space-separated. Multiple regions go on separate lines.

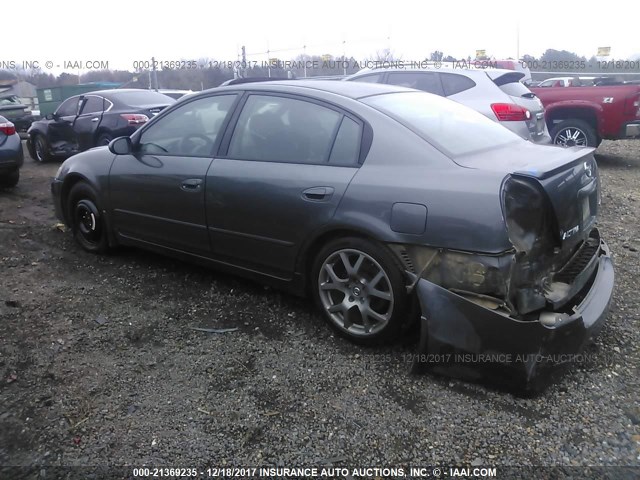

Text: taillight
xmin=625 ymin=94 xmax=640 ymax=117
xmin=120 ymin=114 xmax=149 ymax=125
xmin=491 ymin=103 xmax=531 ymax=121
xmin=0 ymin=121 xmax=16 ymax=135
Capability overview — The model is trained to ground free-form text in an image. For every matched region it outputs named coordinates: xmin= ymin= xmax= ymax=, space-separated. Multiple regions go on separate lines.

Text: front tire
xmin=311 ymin=237 xmax=409 ymax=345
xmin=33 ymin=134 xmax=52 ymax=163
xmin=0 ymin=168 xmax=19 ymax=188
xmin=67 ymin=182 xmax=109 ymax=253
xmin=550 ymin=119 xmax=598 ymax=147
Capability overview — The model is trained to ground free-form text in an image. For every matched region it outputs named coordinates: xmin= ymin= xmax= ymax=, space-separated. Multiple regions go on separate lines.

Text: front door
xmin=109 ymin=93 xmax=238 ymax=254
xmin=48 ymin=96 xmax=80 ymax=155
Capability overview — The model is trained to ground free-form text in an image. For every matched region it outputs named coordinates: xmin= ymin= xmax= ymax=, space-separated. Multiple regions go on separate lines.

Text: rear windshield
xmin=110 ymin=91 xmax=175 ymax=107
xmin=362 ymin=91 xmax=521 ymax=157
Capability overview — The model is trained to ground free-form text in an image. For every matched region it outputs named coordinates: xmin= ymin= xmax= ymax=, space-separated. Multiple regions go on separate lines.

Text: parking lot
xmin=1 ymin=141 xmax=639 ymax=468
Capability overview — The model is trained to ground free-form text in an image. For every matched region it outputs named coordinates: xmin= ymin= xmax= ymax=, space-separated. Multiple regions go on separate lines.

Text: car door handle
xmin=181 ymin=178 xmax=203 ymax=191
xmin=302 ymin=186 xmax=334 ymax=201
xmin=91 ymin=117 xmax=100 ymax=122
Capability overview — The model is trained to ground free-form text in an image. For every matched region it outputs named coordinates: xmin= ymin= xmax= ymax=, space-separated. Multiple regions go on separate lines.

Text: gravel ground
xmin=0 ymin=141 xmax=639 ymax=474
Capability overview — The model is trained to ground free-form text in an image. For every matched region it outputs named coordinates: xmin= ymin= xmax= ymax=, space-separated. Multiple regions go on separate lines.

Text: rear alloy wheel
xmin=550 ymin=119 xmax=598 ymax=147
xmin=312 ymin=237 xmax=408 ymax=345
xmin=33 ymin=135 xmax=52 ymax=163
xmin=67 ymin=183 xmax=109 ymax=253
xmin=0 ymin=168 xmax=19 ymax=188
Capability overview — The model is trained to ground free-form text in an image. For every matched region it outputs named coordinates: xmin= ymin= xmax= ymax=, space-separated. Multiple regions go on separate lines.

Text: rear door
xmin=206 ymin=93 xmax=363 ymax=278
xmin=74 ymin=95 xmax=107 ymax=151
xmin=109 ymin=93 xmax=238 ymax=254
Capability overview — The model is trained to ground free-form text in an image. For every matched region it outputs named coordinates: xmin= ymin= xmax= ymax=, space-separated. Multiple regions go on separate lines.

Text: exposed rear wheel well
xmin=546 ymin=108 xmax=598 ymax=133
xmin=60 ymin=175 xmax=87 ymax=224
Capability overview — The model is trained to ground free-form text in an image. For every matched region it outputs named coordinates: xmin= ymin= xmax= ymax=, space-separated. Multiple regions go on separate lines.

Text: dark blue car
xmin=0 ymin=115 xmax=23 ymax=188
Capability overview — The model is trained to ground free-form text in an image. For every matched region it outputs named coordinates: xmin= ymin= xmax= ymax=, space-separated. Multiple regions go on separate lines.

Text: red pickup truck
xmin=531 ymin=84 xmax=640 ymax=147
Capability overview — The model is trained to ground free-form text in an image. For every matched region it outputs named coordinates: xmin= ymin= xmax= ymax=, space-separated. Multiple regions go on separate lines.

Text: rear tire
xmin=33 ymin=134 xmax=52 ymax=163
xmin=67 ymin=182 xmax=109 ymax=254
xmin=550 ymin=119 xmax=598 ymax=147
xmin=311 ymin=236 xmax=410 ymax=345
xmin=0 ymin=168 xmax=19 ymax=188
xmin=97 ymin=133 xmax=113 ymax=147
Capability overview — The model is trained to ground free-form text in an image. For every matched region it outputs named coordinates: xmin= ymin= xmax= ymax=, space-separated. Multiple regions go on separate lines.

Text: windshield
xmin=362 ymin=91 xmax=522 ymax=157
xmin=0 ymin=95 xmax=22 ymax=106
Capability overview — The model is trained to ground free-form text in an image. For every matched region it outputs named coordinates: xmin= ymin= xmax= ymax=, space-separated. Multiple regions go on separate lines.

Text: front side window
xmin=55 ymin=97 xmax=80 ymax=117
xmin=387 ymin=72 xmax=445 ymax=96
xmin=228 ymin=95 xmax=343 ymax=164
xmin=138 ymin=94 xmax=236 ymax=156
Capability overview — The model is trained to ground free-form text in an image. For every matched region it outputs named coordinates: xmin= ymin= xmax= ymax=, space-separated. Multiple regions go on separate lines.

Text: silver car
xmin=346 ymin=68 xmax=551 ymax=144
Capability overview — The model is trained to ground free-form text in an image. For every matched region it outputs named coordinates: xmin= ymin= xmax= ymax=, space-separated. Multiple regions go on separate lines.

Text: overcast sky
xmin=5 ymin=0 xmax=639 ymax=73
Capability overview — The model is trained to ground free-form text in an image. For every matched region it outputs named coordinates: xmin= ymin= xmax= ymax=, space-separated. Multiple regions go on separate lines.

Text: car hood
xmin=456 ymin=142 xmax=599 ymax=251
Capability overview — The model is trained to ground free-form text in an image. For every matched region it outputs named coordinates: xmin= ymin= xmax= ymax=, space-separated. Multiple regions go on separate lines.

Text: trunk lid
xmin=455 ymin=142 xmax=599 ymax=250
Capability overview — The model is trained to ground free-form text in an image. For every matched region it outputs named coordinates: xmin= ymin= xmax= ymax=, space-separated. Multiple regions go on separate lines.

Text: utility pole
xmin=241 ymin=45 xmax=247 ymax=78
xmin=516 ymin=22 xmax=520 ymax=60
xmin=151 ymin=56 xmax=158 ymax=91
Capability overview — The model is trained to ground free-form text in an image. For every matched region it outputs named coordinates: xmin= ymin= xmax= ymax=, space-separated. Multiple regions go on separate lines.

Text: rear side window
xmin=80 ymin=96 xmax=104 ymax=115
xmin=228 ymin=95 xmax=343 ymax=164
xmin=439 ymin=73 xmax=476 ymax=96
xmin=329 ymin=117 xmax=361 ymax=166
xmin=387 ymin=72 xmax=444 ymax=96
xmin=351 ymin=73 xmax=383 ymax=83
xmin=498 ymin=81 xmax=536 ymax=98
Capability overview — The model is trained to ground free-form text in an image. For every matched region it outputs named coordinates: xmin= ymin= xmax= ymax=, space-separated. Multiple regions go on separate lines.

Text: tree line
xmin=1 ymin=48 xmax=638 ymax=91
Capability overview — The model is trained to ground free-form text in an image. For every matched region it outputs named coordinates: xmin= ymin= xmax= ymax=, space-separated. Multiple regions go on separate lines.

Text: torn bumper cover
xmin=410 ymin=240 xmax=614 ymax=389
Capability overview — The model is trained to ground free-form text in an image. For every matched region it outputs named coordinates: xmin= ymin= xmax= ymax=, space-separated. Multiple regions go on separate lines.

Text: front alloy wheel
xmin=550 ymin=119 xmax=597 ymax=147
xmin=554 ymin=127 xmax=588 ymax=147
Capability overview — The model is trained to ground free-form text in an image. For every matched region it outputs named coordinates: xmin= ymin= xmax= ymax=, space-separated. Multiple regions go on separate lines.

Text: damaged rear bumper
xmin=410 ymin=240 xmax=614 ymax=390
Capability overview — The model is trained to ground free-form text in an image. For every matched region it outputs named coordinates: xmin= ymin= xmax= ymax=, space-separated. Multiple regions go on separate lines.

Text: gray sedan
xmin=51 ymin=80 xmax=613 ymax=385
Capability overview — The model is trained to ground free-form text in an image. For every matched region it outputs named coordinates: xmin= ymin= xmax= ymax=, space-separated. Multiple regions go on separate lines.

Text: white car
xmin=345 ymin=68 xmax=551 ymax=144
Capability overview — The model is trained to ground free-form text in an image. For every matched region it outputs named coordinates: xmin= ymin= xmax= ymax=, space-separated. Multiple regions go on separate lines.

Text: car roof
xmin=72 ymin=88 xmax=171 ymax=98
xmin=348 ymin=67 xmax=515 ymax=78
xmin=215 ymin=79 xmax=413 ymax=99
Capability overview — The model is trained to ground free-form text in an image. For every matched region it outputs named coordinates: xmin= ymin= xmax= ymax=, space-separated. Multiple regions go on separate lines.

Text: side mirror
xmin=45 ymin=113 xmax=55 ymax=120
xmin=108 ymin=136 xmax=133 ymax=155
